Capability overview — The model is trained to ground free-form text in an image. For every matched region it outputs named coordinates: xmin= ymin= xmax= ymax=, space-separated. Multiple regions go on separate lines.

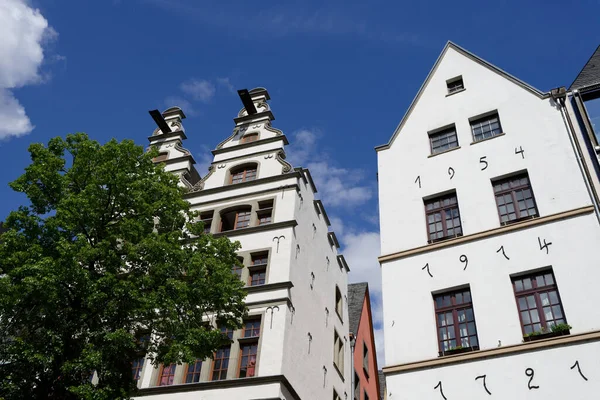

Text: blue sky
xmin=1 ymin=0 xmax=599 ymax=365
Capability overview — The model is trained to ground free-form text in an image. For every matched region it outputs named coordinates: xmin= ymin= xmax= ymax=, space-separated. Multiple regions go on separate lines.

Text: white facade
xmin=135 ymin=88 xmax=352 ymax=400
xmin=377 ymin=43 xmax=600 ymax=399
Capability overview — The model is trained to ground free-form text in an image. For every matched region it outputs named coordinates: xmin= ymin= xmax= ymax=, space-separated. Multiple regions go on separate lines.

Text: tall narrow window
xmin=131 ymin=358 xmax=144 ymax=381
xmin=232 ymin=259 xmax=243 ymax=278
xmin=353 ymin=370 xmax=360 ymax=400
xmin=239 ymin=319 xmax=261 ymax=378
xmin=429 ymin=126 xmax=458 ymax=154
xmin=249 ymin=252 xmax=267 ymax=286
xmin=512 ymin=271 xmax=567 ymax=336
xmin=434 ymin=288 xmax=479 ymax=356
xmin=157 ymin=364 xmax=176 ymax=386
xmin=200 ymin=210 xmax=214 ymax=234
xmin=335 ymin=286 xmax=343 ymax=320
xmin=230 ymin=164 xmax=257 ymax=184
xmin=333 ymin=331 xmax=344 ymax=373
xmin=470 ymin=112 xmax=502 ymax=142
xmin=185 ymin=360 xmax=202 ymax=383
xmin=220 ymin=207 xmax=252 ymax=232
xmin=212 ymin=326 xmax=234 ymax=381
xmin=424 ymin=193 xmax=462 ymax=243
xmin=493 ymin=173 xmax=538 ymax=225
xmin=241 ymin=133 xmax=259 ymax=144
xmin=256 ymin=199 xmax=274 ymax=225
xmin=362 ymin=341 xmax=369 ymax=375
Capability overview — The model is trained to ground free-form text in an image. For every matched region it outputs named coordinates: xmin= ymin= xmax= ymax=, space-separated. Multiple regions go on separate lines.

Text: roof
xmin=375 ymin=41 xmax=547 ymax=152
xmin=570 ymin=44 xmax=600 ymax=92
xmin=378 ymin=370 xmax=386 ymax=400
xmin=347 ymin=282 xmax=368 ymax=336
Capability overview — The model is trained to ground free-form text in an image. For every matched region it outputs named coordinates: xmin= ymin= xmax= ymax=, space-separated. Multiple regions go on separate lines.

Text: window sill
xmin=428 ymin=146 xmax=461 ymax=158
xmin=470 ymin=132 xmax=505 ymax=145
xmin=238 ymin=336 xmax=260 ymax=345
xmin=445 ymin=88 xmax=466 ymax=97
xmin=438 ymin=346 xmax=479 ymax=357
xmin=500 ymin=214 xmax=538 ymax=226
xmin=427 ymin=233 xmax=463 ymax=244
xmin=333 ymin=362 xmax=345 ymax=382
xmin=523 ymin=330 xmax=570 ymax=342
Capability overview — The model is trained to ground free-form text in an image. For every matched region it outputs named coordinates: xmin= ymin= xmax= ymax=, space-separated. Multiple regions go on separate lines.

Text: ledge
xmin=233 ymin=110 xmax=275 ymax=125
xmin=244 ymin=281 xmax=293 ymax=294
xmin=379 ymin=205 xmax=595 ymax=263
xmin=136 ymin=374 xmax=300 ymax=399
xmin=189 ymin=184 xmax=299 ymax=207
xmin=183 ymin=171 xmax=301 ymax=199
xmin=211 ymin=134 xmax=288 ymax=156
xmin=383 ymin=330 xmax=600 ymax=375
xmin=148 ymin=129 xmax=188 ymax=142
xmin=428 ymin=146 xmax=461 ymax=158
xmin=213 ymin=220 xmax=298 ymax=238
xmin=469 ymin=132 xmax=506 ymax=146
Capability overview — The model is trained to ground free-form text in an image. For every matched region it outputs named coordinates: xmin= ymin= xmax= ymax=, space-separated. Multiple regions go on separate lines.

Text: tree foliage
xmin=0 ymin=133 xmax=247 ymax=399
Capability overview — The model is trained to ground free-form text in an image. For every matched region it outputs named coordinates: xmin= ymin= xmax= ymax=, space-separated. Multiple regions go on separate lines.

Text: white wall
xmin=385 ymin=339 xmax=600 ymax=400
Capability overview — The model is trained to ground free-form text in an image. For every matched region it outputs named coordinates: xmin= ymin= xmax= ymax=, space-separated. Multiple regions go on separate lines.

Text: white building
xmin=377 ymin=42 xmax=600 ymax=399
xmin=134 ymin=88 xmax=352 ymax=400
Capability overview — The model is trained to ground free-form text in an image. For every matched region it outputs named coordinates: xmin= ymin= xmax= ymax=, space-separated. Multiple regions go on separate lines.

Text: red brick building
xmin=348 ymin=283 xmax=381 ymax=400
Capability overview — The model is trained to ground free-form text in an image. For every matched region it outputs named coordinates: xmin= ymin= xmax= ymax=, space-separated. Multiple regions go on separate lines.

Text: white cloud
xmin=0 ymin=0 xmax=55 ymax=139
xmin=164 ymin=96 xmax=197 ymax=117
xmin=287 ymin=129 xmax=373 ymax=208
xmin=180 ymin=79 xmax=216 ymax=103
xmin=196 ymin=144 xmax=213 ymax=176
xmin=216 ymin=77 xmax=235 ymax=93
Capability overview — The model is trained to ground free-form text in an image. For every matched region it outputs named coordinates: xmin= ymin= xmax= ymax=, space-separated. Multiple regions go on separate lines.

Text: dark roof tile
xmin=570 ymin=45 xmax=600 ymax=91
xmin=347 ymin=282 xmax=368 ymax=337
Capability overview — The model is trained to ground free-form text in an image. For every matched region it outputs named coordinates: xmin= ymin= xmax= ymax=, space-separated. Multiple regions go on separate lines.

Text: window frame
xmin=185 ymin=359 xmax=203 ymax=384
xmin=492 ymin=173 xmax=539 ymax=225
xmin=512 ymin=270 xmax=567 ymax=336
xmin=429 ymin=126 xmax=459 ymax=155
xmin=200 ymin=210 xmax=214 ymax=234
xmin=333 ymin=330 xmax=344 ymax=375
xmin=362 ymin=341 xmax=369 ymax=376
xmin=335 ymin=286 xmax=343 ymax=321
xmin=256 ymin=199 xmax=274 ymax=225
xmin=157 ymin=364 xmax=177 ymax=386
xmin=238 ymin=318 xmax=261 ymax=378
xmin=424 ymin=192 xmax=463 ymax=243
xmin=433 ymin=288 xmax=480 ymax=356
xmin=229 ymin=164 xmax=258 ymax=185
xmin=131 ymin=358 xmax=144 ymax=382
xmin=211 ymin=325 xmax=234 ymax=381
xmin=470 ymin=112 xmax=503 ymax=142
xmin=353 ymin=370 xmax=360 ymax=400
xmin=248 ymin=252 xmax=268 ymax=286
xmin=240 ymin=132 xmax=259 ymax=144
xmin=446 ymin=76 xmax=464 ymax=95
xmin=219 ymin=207 xmax=252 ymax=232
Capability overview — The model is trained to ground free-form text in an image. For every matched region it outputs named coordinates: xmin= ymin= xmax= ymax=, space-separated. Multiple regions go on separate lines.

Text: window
xmin=249 ymin=253 xmax=267 ymax=286
xmin=185 ymin=360 xmax=202 ymax=383
xmin=512 ymin=271 xmax=567 ymax=336
xmin=333 ymin=331 xmax=344 ymax=373
xmin=429 ymin=126 xmax=459 ymax=154
xmin=200 ymin=211 xmax=214 ymax=234
xmin=334 ymin=390 xmax=342 ymax=400
xmin=220 ymin=208 xmax=251 ymax=232
xmin=230 ymin=164 xmax=257 ymax=184
xmin=131 ymin=358 xmax=144 ymax=381
xmin=152 ymin=152 xmax=169 ymax=162
xmin=493 ymin=173 xmax=538 ymax=225
xmin=212 ymin=326 xmax=234 ymax=381
xmin=239 ymin=319 xmax=261 ymax=378
xmin=434 ymin=288 xmax=479 ymax=355
xmin=232 ymin=261 xmax=243 ymax=278
xmin=362 ymin=341 xmax=369 ymax=375
xmin=257 ymin=199 xmax=273 ymax=225
xmin=353 ymin=370 xmax=360 ymax=400
xmin=241 ymin=133 xmax=259 ymax=144
xmin=447 ymin=76 xmax=464 ymax=94
xmin=424 ymin=193 xmax=462 ymax=242
xmin=364 ymin=390 xmax=369 ymax=400
xmin=157 ymin=364 xmax=176 ymax=386
xmin=470 ymin=112 xmax=502 ymax=142
xmin=335 ymin=286 xmax=343 ymax=320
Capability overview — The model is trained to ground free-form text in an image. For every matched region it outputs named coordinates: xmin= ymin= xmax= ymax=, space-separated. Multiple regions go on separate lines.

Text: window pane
xmin=549 ymin=291 xmax=559 ymax=305
xmin=545 ymin=274 xmax=554 ymax=285
xmin=523 ymin=279 xmax=532 ymax=290
xmin=515 ymin=280 xmax=524 ymax=292
xmin=530 ymin=309 xmax=540 ymax=323
xmin=521 ymin=311 xmax=531 ymax=324
xmin=552 ymin=305 xmax=563 ymax=319
xmin=518 ymin=297 xmax=527 ymax=311
xmin=540 ymin=292 xmax=550 ymax=306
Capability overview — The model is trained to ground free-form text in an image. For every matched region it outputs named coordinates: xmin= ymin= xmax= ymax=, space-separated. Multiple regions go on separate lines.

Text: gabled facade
xmin=377 ymin=42 xmax=600 ymax=399
xmin=348 ymin=283 xmax=381 ymax=400
xmin=134 ymin=88 xmax=352 ymax=400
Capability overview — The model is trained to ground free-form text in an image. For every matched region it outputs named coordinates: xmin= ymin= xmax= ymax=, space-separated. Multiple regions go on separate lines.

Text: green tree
xmin=0 ymin=133 xmax=246 ymax=399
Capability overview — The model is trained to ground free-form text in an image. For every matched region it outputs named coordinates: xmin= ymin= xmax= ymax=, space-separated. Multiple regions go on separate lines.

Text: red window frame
xmin=211 ymin=326 xmax=234 ymax=381
xmin=230 ymin=165 xmax=257 ymax=184
xmin=157 ymin=364 xmax=176 ymax=386
xmin=493 ymin=174 xmax=539 ymax=225
xmin=512 ymin=271 xmax=567 ymax=336
xmin=238 ymin=343 xmax=258 ymax=378
xmin=240 ymin=133 xmax=259 ymax=144
xmin=434 ymin=289 xmax=479 ymax=355
xmin=243 ymin=320 xmax=261 ymax=338
xmin=424 ymin=193 xmax=462 ymax=243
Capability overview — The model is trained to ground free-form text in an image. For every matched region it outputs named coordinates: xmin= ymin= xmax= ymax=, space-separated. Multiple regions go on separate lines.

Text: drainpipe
xmin=551 ymin=87 xmax=600 ymax=224
xmin=349 ymin=333 xmax=356 ymax=400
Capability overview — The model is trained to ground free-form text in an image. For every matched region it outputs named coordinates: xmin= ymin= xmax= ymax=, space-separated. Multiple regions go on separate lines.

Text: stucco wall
xmin=354 ymin=295 xmax=380 ymax=400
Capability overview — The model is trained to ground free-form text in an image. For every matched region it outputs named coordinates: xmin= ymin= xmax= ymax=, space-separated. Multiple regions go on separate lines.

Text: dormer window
xmin=229 ymin=164 xmax=257 ymax=184
xmin=446 ymin=76 xmax=464 ymax=95
xmin=241 ymin=133 xmax=259 ymax=144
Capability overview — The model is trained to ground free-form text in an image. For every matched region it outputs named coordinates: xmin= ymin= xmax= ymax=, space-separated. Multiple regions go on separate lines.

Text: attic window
xmin=446 ymin=76 xmax=464 ymax=95
xmin=241 ymin=133 xmax=259 ymax=144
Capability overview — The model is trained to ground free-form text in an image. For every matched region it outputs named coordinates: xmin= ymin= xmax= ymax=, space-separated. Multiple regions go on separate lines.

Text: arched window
xmin=220 ymin=207 xmax=252 ymax=232
xmin=241 ymin=133 xmax=259 ymax=144
xmin=335 ymin=286 xmax=343 ymax=320
xmin=229 ymin=164 xmax=257 ymax=184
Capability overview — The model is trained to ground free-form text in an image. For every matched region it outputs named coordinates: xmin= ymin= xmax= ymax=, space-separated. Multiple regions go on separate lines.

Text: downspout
xmin=551 ymin=87 xmax=600 ymax=224
xmin=349 ymin=333 xmax=356 ymax=400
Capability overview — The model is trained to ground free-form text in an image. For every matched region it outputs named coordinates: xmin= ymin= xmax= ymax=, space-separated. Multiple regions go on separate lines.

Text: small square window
xmin=447 ymin=76 xmax=464 ymax=94
xmin=429 ymin=126 xmax=458 ymax=154
xmin=470 ymin=112 xmax=503 ymax=142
